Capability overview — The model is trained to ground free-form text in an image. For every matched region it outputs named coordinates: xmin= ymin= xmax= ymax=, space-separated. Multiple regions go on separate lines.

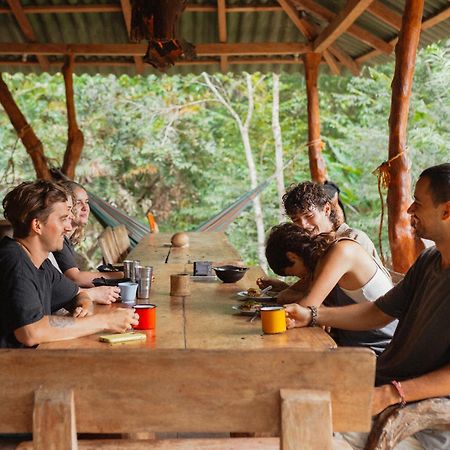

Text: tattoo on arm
xmin=49 ymin=315 xmax=76 ymax=328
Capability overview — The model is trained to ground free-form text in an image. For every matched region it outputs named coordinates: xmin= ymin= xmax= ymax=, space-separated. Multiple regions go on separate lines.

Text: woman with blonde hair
xmin=265 ymin=222 xmax=396 ymax=355
xmin=52 ymin=181 xmax=123 ymax=304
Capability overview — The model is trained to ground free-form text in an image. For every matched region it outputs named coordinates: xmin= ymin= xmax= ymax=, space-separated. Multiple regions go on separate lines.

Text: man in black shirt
xmin=0 ymin=180 xmax=137 ymax=348
xmin=285 ymin=164 xmax=450 ymax=449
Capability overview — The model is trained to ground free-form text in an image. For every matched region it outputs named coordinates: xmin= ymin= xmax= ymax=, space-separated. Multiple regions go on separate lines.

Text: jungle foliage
xmin=0 ymin=41 xmax=449 ymax=268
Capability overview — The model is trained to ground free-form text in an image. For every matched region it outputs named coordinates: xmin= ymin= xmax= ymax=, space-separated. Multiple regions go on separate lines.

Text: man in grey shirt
xmin=285 ymin=164 xmax=450 ymax=449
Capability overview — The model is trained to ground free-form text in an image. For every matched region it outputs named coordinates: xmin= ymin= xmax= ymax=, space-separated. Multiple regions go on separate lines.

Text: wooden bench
xmin=0 ymin=348 xmax=376 ymax=450
xmin=98 ymin=226 xmax=121 ymax=264
xmin=112 ymin=224 xmax=131 ymax=262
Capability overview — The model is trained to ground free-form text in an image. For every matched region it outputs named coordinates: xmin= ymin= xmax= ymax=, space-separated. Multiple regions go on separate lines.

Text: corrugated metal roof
xmin=0 ymin=0 xmax=448 ymax=76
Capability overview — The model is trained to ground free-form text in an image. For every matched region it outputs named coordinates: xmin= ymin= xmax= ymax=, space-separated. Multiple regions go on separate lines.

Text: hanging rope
xmin=372 ymin=151 xmax=405 ymax=266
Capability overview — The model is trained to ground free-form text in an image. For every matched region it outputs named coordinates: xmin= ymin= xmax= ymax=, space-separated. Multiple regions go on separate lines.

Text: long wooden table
xmin=40 ymin=232 xmax=335 ymax=351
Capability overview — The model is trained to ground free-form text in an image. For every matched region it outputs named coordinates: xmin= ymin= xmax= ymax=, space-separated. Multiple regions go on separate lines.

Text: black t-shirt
xmin=375 ymin=247 xmax=450 ymax=385
xmin=52 ymin=235 xmax=78 ymax=273
xmin=0 ymin=237 xmax=79 ymax=348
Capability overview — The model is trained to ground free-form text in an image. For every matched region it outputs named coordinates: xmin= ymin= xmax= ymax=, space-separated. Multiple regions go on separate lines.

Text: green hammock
xmin=88 ymin=192 xmax=149 ymax=248
xmin=88 ymin=177 xmax=273 ymax=246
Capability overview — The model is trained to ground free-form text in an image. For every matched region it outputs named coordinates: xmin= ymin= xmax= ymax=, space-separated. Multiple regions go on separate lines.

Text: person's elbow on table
xmin=14 ymin=318 xmax=49 ymax=347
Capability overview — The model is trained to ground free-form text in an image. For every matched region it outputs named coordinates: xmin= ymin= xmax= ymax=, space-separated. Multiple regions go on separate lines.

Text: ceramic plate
xmin=237 ymin=291 xmax=278 ymax=302
xmin=232 ymin=305 xmax=261 ymax=316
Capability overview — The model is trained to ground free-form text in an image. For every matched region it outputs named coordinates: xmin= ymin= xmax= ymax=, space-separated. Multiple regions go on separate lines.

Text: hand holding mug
xmin=284 ymin=303 xmax=311 ymax=329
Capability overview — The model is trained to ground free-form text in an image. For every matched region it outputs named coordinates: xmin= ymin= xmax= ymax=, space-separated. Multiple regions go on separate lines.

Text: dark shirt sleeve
xmin=46 ymin=261 xmax=79 ymax=312
xmin=375 ymin=251 xmax=423 ymax=319
xmin=5 ymin=261 xmax=45 ymax=330
xmin=52 ymin=237 xmax=78 ymax=273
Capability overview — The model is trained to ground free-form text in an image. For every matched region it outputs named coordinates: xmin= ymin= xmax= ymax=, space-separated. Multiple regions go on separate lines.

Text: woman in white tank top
xmin=265 ymin=223 xmax=396 ymax=353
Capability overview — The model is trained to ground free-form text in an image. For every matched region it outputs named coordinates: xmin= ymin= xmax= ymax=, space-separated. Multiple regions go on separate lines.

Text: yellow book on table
xmin=99 ymin=332 xmax=146 ymax=344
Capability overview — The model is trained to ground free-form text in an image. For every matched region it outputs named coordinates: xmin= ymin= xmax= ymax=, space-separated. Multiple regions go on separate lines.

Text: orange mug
xmin=260 ymin=306 xmax=286 ymax=334
xmin=132 ymin=304 xmax=156 ymax=330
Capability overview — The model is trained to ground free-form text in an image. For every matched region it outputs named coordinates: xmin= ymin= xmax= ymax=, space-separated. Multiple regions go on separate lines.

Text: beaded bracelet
xmin=391 ymin=380 xmax=406 ymax=408
xmin=307 ymin=306 xmax=318 ymax=327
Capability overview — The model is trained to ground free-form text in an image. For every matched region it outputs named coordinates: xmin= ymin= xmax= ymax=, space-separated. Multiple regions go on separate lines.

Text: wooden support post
xmin=62 ymin=54 xmax=84 ymax=179
xmin=281 ymin=389 xmax=333 ymax=450
xmin=33 ymin=387 xmax=78 ymax=450
xmin=0 ymin=73 xmax=51 ymax=180
xmin=387 ymin=0 xmax=424 ymax=273
xmin=303 ymin=53 xmax=327 ymax=183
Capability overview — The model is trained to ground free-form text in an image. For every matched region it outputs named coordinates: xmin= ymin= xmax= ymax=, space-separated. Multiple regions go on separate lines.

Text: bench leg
xmin=281 ymin=389 xmax=333 ymax=450
xmin=33 ymin=387 xmax=78 ymax=450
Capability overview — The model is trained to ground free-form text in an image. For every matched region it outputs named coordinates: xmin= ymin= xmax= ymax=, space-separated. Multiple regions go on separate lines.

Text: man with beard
xmin=0 ymin=180 xmax=138 ymax=348
xmin=285 ymin=163 xmax=450 ymax=450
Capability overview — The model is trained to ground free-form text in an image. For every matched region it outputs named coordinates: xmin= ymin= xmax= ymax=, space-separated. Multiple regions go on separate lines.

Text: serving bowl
xmin=213 ymin=265 xmax=248 ymax=283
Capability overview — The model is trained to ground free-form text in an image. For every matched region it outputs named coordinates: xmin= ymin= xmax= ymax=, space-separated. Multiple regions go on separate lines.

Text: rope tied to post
xmin=372 ymin=151 xmax=405 ymax=266
xmin=305 ymin=139 xmax=325 ymax=149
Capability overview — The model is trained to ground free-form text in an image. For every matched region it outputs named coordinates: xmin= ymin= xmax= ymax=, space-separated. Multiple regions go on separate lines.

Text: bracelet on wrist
xmin=307 ymin=305 xmax=318 ymax=327
xmin=391 ymin=380 xmax=406 ymax=408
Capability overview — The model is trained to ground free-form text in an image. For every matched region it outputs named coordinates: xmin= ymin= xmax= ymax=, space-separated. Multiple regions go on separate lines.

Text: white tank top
xmin=340 ymin=264 xmax=393 ymax=303
xmin=334 ymin=237 xmax=393 ymax=303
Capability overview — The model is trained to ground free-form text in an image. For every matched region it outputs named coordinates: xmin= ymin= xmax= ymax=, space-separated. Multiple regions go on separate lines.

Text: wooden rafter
xmin=356 ymin=5 xmax=450 ymax=64
xmin=421 ymin=5 xmax=450 ymax=31
xmin=0 ymin=57 xmax=316 ymax=68
xmin=277 ymin=0 xmax=340 ymax=75
xmin=119 ymin=0 xmax=144 ymax=74
xmin=314 ymin=0 xmax=376 ymax=53
xmin=4 ymin=0 xmax=49 ymax=71
xmin=0 ymin=42 xmax=313 ymax=57
xmin=293 ymin=0 xmax=393 ymax=54
xmin=367 ymin=1 xmax=402 ymax=30
xmin=0 ymin=4 xmax=286 ymax=14
xmin=217 ymin=0 xmax=228 ymax=73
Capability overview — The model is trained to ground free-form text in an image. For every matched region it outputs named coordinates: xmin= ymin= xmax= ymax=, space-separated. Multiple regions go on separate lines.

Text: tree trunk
xmin=202 ymin=72 xmax=267 ymax=271
xmin=0 ymin=73 xmax=51 ymax=180
xmin=62 ymin=54 xmax=84 ymax=179
xmin=387 ymin=0 xmax=424 ymax=273
xmin=272 ymin=73 xmax=285 ymax=223
xmin=303 ymin=53 xmax=327 ymax=183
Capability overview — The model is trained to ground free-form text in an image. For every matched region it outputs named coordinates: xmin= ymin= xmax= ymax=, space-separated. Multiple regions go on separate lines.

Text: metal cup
xmin=123 ymin=260 xmax=133 ymax=279
xmin=137 ymin=266 xmax=153 ymax=299
xmin=131 ymin=260 xmax=140 ymax=282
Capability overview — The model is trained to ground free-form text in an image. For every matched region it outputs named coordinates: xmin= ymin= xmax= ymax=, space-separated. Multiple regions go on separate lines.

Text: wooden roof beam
xmin=0 ymin=4 xmax=287 ymax=14
xmin=313 ymin=0 xmax=376 ymax=53
xmin=0 ymin=57 xmax=319 ymax=67
xmin=119 ymin=0 xmax=144 ymax=75
xmin=277 ymin=0 xmax=340 ymax=75
xmin=0 ymin=42 xmax=313 ymax=57
xmin=367 ymin=1 xmax=402 ymax=30
xmin=5 ymin=0 xmax=49 ymax=71
xmin=293 ymin=0 xmax=393 ymax=54
xmin=421 ymin=5 xmax=450 ymax=31
xmin=217 ymin=0 xmax=228 ymax=73
xmin=356 ymin=5 xmax=450 ymax=64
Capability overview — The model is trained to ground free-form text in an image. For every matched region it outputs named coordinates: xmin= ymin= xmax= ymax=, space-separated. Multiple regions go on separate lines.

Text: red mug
xmin=132 ymin=304 xmax=156 ymax=330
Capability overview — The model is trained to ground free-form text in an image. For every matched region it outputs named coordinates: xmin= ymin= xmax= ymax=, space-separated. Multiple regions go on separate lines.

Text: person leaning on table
xmin=0 ymin=180 xmax=138 ymax=348
xmin=285 ymin=164 xmax=450 ymax=450
xmin=258 ymin=181 xmax=388 ymax=304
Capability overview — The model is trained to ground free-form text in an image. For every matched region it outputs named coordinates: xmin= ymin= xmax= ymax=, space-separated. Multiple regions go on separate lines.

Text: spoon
xmin=260 ymin=285 xmax=272 ymax=296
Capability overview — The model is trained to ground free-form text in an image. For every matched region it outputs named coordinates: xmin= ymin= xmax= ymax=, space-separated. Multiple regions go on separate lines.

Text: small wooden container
xmin=170 ymin=273 xmax=191 ymax=296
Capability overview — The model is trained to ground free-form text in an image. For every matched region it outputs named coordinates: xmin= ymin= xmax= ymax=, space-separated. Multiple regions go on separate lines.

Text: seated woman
xmin=265 ymin=223 xmax=397 ymax=355
xmin=51 ymin=181 xmax=124 ymax=304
